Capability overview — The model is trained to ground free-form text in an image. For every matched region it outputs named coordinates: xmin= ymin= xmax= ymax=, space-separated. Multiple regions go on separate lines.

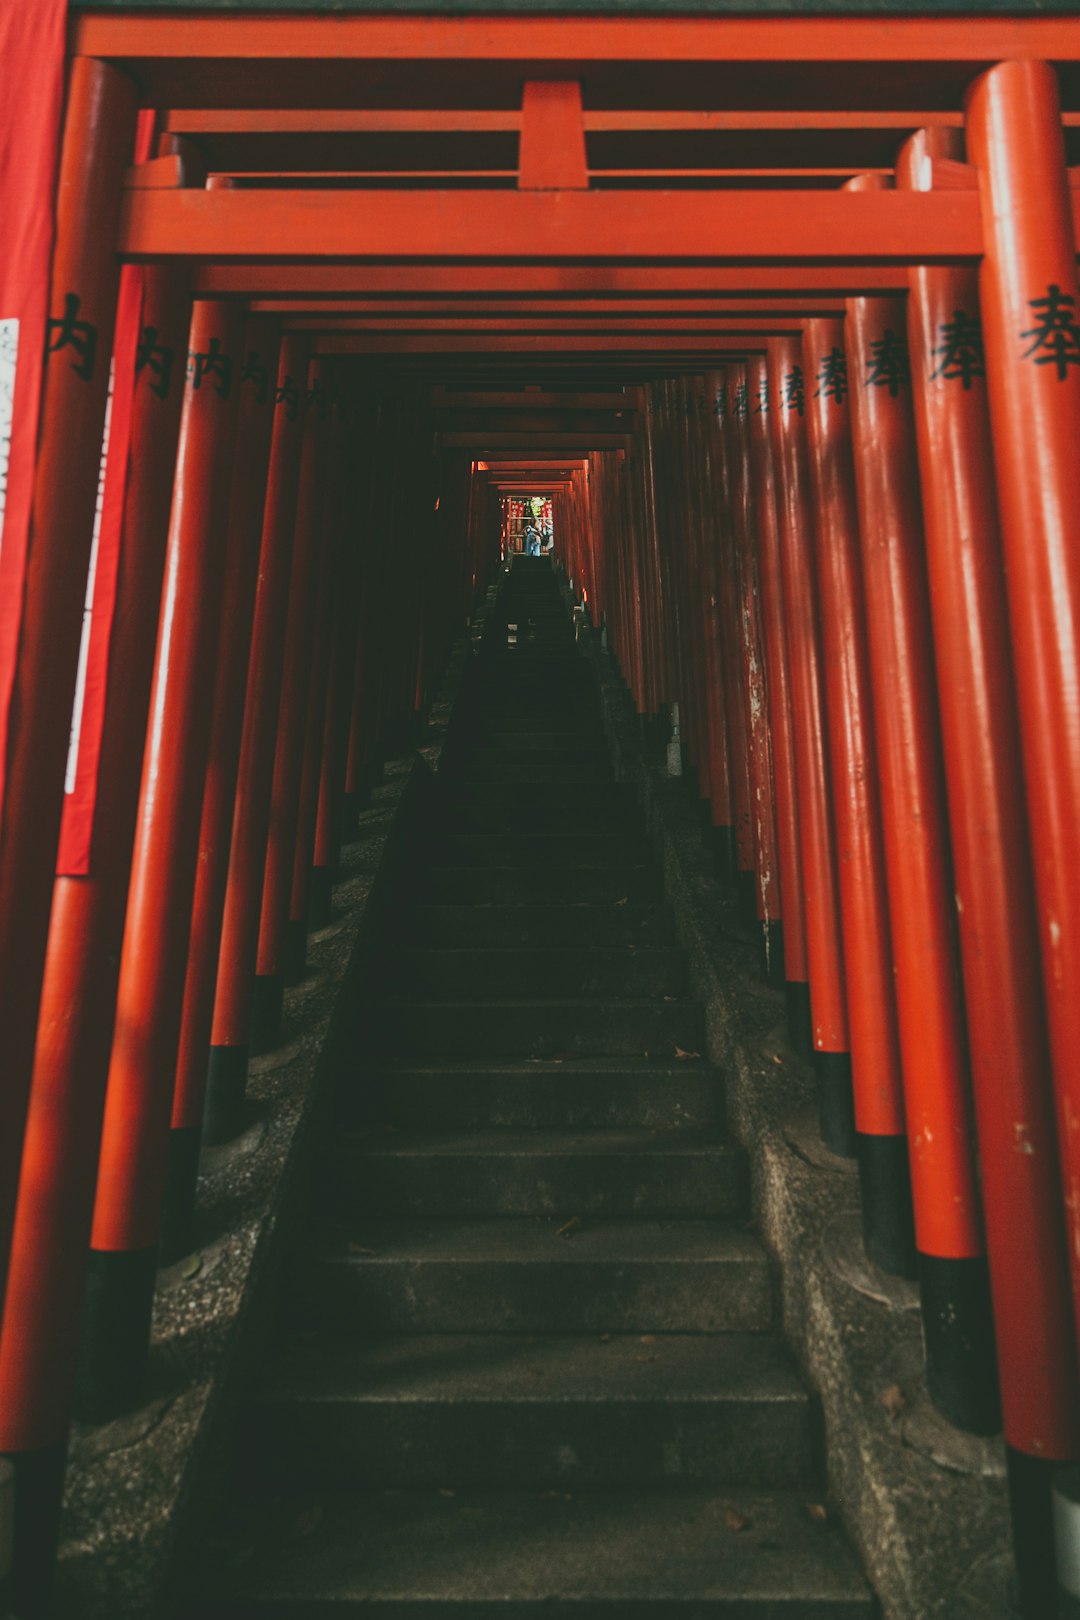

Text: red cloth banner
xmin=55 ymin=113 xmax=155 ymax=875
xmin=0 ymin=1 xmax=66 ymax=811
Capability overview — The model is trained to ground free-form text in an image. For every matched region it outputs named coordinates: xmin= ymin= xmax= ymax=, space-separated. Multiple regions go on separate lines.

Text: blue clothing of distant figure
xmin=525 ymin=526 xmax=541 ymax=555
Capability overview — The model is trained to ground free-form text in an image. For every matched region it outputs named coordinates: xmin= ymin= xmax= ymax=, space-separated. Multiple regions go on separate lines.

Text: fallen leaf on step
xmin=805 ymin=1501 xmax=828 ymax=1523
xmin=674 ymin=1047 xmax=702 ymax=1061
xmin=552 ymin=1053 xmax=575 ymax=1062
xmin=880 ymin=1384 xmax=907 ymax=1421
xmin=179 ymin=1253 xmax=203 ymax=1281
xmin=634 ymin=1354 xmax=658 ymax=1364
xmin=438 ymin=1489 xmax=456 ymax=1498
xmin=555 ymin=1216 xmax=582 ymax=1240
xmin=348 ymin=1242 xmax=376 ymax=1256
xmin=614 ymin=897 xmax=629 ymax=906
xmin=292 ymin=1505 xmax=324 ymax=1539
xmin=640 ymin=1334 xmax=657 ymax=1344
xmin=724 ymin=1509 xmax=752 ymax=1532
xmin=771 ymin=1053 xmax=784 ymax=1066
xmin=537 ymin=1490 xmax=573 ymax=1501
xmin=598 ymin=1333 xmax=612 ymax=1343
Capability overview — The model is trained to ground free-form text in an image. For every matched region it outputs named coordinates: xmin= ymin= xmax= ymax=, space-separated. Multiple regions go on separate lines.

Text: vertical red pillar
xmin=203 ymin=338 xmax=310 ymax=1141
xmin=767 ymin=336 xmax=854 ymax=1156
xmin=965 ymin=60 xmax=1080 ymax=1593
xmin=161 ymin=319 xmax=280 ymax=1263
xmin=0 ymin=259 xmax=189 ymax=1615
xmin=77 ymin=299 xmax=245 ymax=1422
xmin=846 ymin=223 xmax=997 ymax=1433
xmin=745 ymin=356 xmax=810 ymax=1054
xmin=250 ymin=359 xmax=334 ymax=1054
xmin=0 ymin=58 xmax=136 ymax=1322
xmin=802 ymin=315 xmax=914 ymax=1275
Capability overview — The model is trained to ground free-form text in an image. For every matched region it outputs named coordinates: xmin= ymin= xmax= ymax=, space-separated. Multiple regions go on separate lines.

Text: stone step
xmin=318 ymin=1127 xmax=746 ymax=1218
xmin=336 ymin=1057 xmax=722 ymax=1131
xmin=363 ymin=996 xmax=705 ymax=1059
xmin=445 ymin=753 xmax=613 ymax=784
xmin=435 ymin=780 xmax=635 ymax=814
xmin=188 ymin=1487 xmax=874 ymax=1616
xmin=237 ymin=1332 xmax=812 ymax=1491
xmin=290 ymin=1218 xmax=773 ymax=1334
xmin=425 ymin=833 xmax=651 ymax=869
xmin=409 ymin=866 xmax=663 ymax=906
xmin=430 ymin=802 xmax=638 ymax=836
xmin=476 ymin=730 xmax=608 ymax=751
xmin=377 ymin=947 xmax=686 ymax=1000
xmin=390 ymin=904 xmax=676 ymax=949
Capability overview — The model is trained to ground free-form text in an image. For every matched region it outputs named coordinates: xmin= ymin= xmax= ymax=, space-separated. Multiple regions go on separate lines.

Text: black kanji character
xmin=865 ymin=328 xmax=911 ymax=396
xmin=815 ymin=346 xmax=848 ymax=405
xmin=733 ymin=381 xmax=749 ymax=420
xmin=1020 ymin=283 xmax=1080 ymax=381
xmin=753 ymin=377 xmax=770 ymax=415
xmin=45 ymin=292 xmax=97 ymax=381
xmin=241 ymin=348 xmax=270 ymax=405
xmin=931 ymin=309 xmax=985 ymax=390
xmin=188 ymin=335 xmax=233 ymax=398
xmin=275 ymin=374 xmax=300 ymax=420
xmin=783 ymin=365 xmax=805 ymax=416
xmin=714 ymin=386 xmax=727 ymax=422
xmin=135 ymin=325 xmax=175 ymax=400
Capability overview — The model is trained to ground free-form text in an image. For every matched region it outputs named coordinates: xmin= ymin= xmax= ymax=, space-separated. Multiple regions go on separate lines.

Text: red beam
xmin=196 ymin=265 xmax=910 ymax=295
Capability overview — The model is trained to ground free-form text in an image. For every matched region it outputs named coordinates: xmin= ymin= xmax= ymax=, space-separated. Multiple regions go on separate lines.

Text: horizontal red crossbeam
xmin=119 ymin=187 xmax=982 ymax=263
xmin=197 ymin=265 xmax=910 ymax=295
xmin=252 ymin=298 xmax=847 ymax=315
xmin=314 ymin=335 xmax=761 ymax=353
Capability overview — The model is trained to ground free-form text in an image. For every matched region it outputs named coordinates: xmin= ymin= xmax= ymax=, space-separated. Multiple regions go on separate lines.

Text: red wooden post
xmin=77 ymin=299 xmax=245 ymax=1423
xmin=204 ymin=337 xmax=311 ymax=1141
xmin=767 ymin=336 xmax=854 ymax=1156
xmin=0 ymin=58 xmax=136 ymax=1326
xmin=802 ymin=315 xmax=914 ymax=1274
xmin=0 ymin=258 xmax=188 ymax=1615
xmin=161 ymin=319 xmax=280 ymax=1263
xmin=250 ymin=358 xmax=335 ymax=1053
xmin=846 ymin=212 xmax=998 ymax=1433
xmin=745 ymin=355 xmax=811 ymax=1055
xmin=965 ymin=58 xmax=1080 ymax=1593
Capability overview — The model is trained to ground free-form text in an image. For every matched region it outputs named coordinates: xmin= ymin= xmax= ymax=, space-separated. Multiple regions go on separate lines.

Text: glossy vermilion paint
xmin=91 ymin=299 xmax=245 ymax=1253
xmin=801 ymin=316 xmax=904 ymax=1137
xmin=254 ymin=359 xmax=335 ymax=996
xmin=845 ymin=270 xmax=981 ymax=1262
xmin=210 ymin=337 xmax=310 ymax=1053
xmin=746 ymin=356 xmax=807 ymax=990
xmin=0 ymin=262 xmax=190 ymax=1454
xmin=170 ymin=320 xmax=279 ymax=1137
xmin=966 ymin=63 xmax=1080 ymax=1356
xmin=0 ymin=59 xmax=136 ymax=1315
xmin=767 ymin=336 xmax=848 ymax=1055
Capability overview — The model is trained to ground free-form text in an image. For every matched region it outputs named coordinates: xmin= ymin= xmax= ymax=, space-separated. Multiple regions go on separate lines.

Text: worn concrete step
xmin=188 ymin=1487 xmax=874 ymax=1616
xmin=290 ymin=1218 xmax=773 ymax=1334
xmin=319 ymin=1127 xmax=745 ymax=1218
xmin=426 ymin=833 xmax=651 ymax=870
xmin=363 ymin=996 xmax=706 ymax=1059
xmin=378 ymin=947 xmax=686 ymax=1000
xmin=466 ymin=715 xmax=600 ymax=734
xmin=446 ymin=752 xmax=613 ymax=784
xmin=476 ymin=730 xmax=607 ymax=751
xmin=390 ymin=904 xmax=676 ymax=949
xmin=337 ymin=1057 xmax=722 ymax=1132
xmin=435 ymin=780 xmax=634 ymax=814
xmin=409 ymin=866 xmax=663 ymax=906
xmin=238 ymin=1332 xmax=812 ymax=1491
xmin=430 ymin=801 xmax=638 ymax=836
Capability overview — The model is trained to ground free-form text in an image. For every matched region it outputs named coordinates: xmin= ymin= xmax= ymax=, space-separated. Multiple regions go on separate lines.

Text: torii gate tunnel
xmin=7 ymin=3 xmax=1080 ymax=1615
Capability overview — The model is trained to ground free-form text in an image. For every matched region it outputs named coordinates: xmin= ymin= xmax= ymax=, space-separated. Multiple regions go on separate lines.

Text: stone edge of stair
xmin=580 ymin=618 xmax=1010 ymax=1620
xmin=48 ymin=641 xmax=476 ymax=1620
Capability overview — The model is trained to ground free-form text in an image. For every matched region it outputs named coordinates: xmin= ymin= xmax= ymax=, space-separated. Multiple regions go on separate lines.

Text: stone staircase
xmin=187 ymin=556 xmax=875 ymax=1616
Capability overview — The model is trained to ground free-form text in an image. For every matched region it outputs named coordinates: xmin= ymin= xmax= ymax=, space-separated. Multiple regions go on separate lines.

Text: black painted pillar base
xmin=736 ymin=867 xmax=758 ymax=926
xmin=73 ymin=1247 xmax=158 ymax=1425
xmin=760 ymin=918 xmax=786 ymax=989
xmin=919 ymin=1252 xmax=1001 ymax=1436
xmin=159 ymin=1125 xmax=202 ymax=1266
xmin=283 ymin=917 xmax=308 ymax=986
xmin=202 ymin=1045 xmax=248 ymax=1145
xmin=709 ymin=824 xmax=737 ymax=888
xmin=4 ymin=1441 xmax=68 ymax=1620
xmin=309 ymin=865 xmax=334 ymax=929
xmin=250 ymin=973 xmax=284 ymax=1055
xmin=856 ymin=1132 xmax=917 ymax=1278
xmin=1000 ymin=1450 xmax=1065 ymax=1619
xmin=812 ymin=1049 xmax=857 ymax=1159
xmin=785 ymin=979 xmax=814 ymax=1061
